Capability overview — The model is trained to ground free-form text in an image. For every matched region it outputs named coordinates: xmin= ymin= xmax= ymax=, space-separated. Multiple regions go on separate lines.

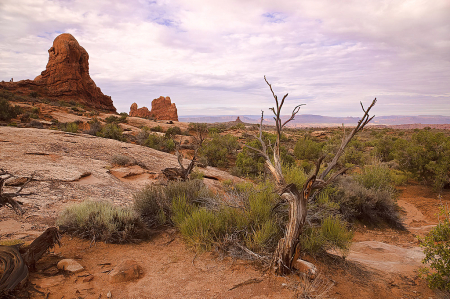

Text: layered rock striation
xmin=130 ymin=96 xmax=178 ymax=121
xmin=1 ymin=33 xmax=116 ymax=112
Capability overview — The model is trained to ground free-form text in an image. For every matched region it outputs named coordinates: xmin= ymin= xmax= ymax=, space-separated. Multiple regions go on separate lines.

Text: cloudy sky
xmin=1 ymin=0 xmax=449 ymax=117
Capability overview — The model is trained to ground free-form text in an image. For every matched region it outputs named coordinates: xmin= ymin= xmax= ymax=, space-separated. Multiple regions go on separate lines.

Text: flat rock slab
xmin=346 ymin=241 xmax=425 ymax=274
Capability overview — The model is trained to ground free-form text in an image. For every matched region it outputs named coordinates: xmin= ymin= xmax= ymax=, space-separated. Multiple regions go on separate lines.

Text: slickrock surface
xmin=0 ymin=126 xmax=237 ymax=240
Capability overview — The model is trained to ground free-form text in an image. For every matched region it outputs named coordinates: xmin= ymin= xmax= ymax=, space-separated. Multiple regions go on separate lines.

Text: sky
xmin=0 ymin=0 xmax=449 ymax=117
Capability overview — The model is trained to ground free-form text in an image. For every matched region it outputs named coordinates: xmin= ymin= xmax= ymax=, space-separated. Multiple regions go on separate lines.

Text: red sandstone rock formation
xmin=129 ymin=103 xmax=152 ymax=118
xmin=129 ymin=96 xmax=178 ymax=121
xmin=0 ymin=33 xmax=116 ymax=112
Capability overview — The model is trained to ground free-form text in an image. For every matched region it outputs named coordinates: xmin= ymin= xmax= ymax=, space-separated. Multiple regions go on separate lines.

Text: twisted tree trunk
xmin=247 ymin=77 xmax=376 ymax=275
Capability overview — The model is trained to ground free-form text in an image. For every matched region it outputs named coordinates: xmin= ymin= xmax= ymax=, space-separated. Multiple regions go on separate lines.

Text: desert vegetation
xmin=2 ymin=79 xmax=450 ymax=296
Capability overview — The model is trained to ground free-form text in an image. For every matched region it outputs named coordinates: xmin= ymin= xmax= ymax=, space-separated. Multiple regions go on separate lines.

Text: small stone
xmin=109 ymin=260 xmax=143 ymax=283
xmin=57 ymin=259 xmax=84 ymax=273
xmin=292 ymin=259 xmax=317 ymax=279
xmin=107 ymin=291 xmax=112 ymax=298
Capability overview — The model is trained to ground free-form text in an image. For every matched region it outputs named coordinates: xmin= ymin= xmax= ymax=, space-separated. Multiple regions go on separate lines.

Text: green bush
xmin=143 ymin=134 xmax=175 ymax=152
xmin=355 ymin=163 xmax=394 ymax=192
xmin=235 ymin=139 xmax=266 ymax=177
xmin=294 ymin=137 xmax=324 ymax=161
xmin=97 ymin=123 xmax=125 ymax=141
xmin=419 ymin=206 xmax=450 ymax=291
xmin=300 ymin=215 xmax=353 ymax=256
xmin=105 ymin=114 xmax=127 ymax=123
xmin=165 ymin=126 xmax=182 ymax=138
xmin=283 ymin=164 xmax=308 ymax=190
xmin=133 ymin=180 xmax=207 ymax=227
xmin=396 ymin=130 xmax=450 ymax=190
xmin=199 ymin=133 xmax=239 ymax=167
xmin=60 ymin=122 xmax=78 ymax=133
xmin=86 ymin=118 xmax=103 ymax=136
xmin=0 ymin=99 xmax=22 ymax=121
xmin=330 ymin=176 xmax=403 ymax=228
xmin=57 ymin=200 xmax=146 ymax=243
xmin=150 ymin=125 xmax=163 ymax=132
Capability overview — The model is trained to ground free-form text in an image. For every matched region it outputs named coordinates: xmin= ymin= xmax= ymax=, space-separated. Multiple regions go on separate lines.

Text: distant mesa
xmin=130 ymin=96 xmax=178 ymax=121
xmin=1 ymin=33 xmax=116 ymax=112
xmin=235 ymin=116 xmax=243 ymax=123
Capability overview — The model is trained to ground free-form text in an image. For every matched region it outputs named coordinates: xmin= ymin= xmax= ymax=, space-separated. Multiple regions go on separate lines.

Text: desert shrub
xmin=300 ymin=215 xmax=353 ymax=256
xmin=199 ymin=133 xmax=239 ymax=167
xmin=111 ymin=154 xmax=135 ymax=166
xmin=105 ymin=114 xmax=127 ymax=124
xmin=189 ymin=170 xmax=204 ymax=180
xmin=29 ymin=119 xmax=43 ymax=129
xmin=172 ymin=181 xmax=282 ymax=253
xmin=373 ymin=136 xmax=396 ymax=162
xmin=355 ymin=163 xmax=395 ymax=193
xmin=396 ymin=130 xmax=450 ymax=190
xmin=133 ymin=180 xmax=208 ymax=228
xmin=57 ymin=200 xmax=146 ymax=243
xmin=330 ymin=176 xmax=403 ymax=228
xmin=150 ymin=125 xmax=163 ymax=132
xmin=143 ymin=134 xmax=175 ymax=152
xmin=165 ymin=126 xmax=182 ymax=138
xmin=97 ymin=123 xmax=125 ymax=141
xmin=342 ymin=144 xmax=366 ymax=166
xmin=0 ymin=99 xmax=22 ymax=121
xmin=29 ymin=91 xmax=38 ymax=98
xmin=85 ymin=118 xmax=103 ymax=136
xmin=31 ymin=107 xmax=40 ymax=114
xmin=59 ymin=122 xmax=78 ymax=133
xmin=230 ymin=123 xmax=246 ymax=130
xmin=283 ymin=164 xmax=308 ymax=190
xmin=294 ymin=137 xmax=324 ymax=161
xmin=235 ymin=139 xmax=266 ymax=177
xmin=419 ymin=206 xmax=450 ymax=291
xmin=189 ymin=122 xmax=209 ymax=134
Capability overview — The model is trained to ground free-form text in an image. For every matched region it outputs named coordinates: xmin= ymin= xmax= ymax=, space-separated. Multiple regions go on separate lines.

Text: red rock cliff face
xmin=129 ymin=96 xmax=178 ymax=121
xmin=33 ymin=33 xmax=115 ymax=112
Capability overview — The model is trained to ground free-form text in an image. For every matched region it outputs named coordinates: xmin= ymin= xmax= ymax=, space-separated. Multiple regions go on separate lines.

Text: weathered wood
xmin=0 ymin=227 xmax=61 ymax=295
xmin=0 ymin=169 xmax=33 ymax=215
xmin=246 ymin=77 xmax=376 ymax=275
xmin=0 ymin=245 xmax=28 ymax=294
xmin=20 ymin=227 xmax=61 ymax=271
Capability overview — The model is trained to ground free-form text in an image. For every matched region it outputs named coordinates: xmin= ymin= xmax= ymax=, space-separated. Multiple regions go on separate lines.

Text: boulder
xmin=129 ymin=96 xmax=178 ymax=121
xmin=57 ymin=259 xmax=84 ymax=273
xmin=109 ymin=260 xmax=143 ymax=283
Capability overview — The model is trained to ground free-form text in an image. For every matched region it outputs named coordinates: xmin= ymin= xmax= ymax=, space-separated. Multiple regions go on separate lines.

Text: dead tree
xmin=162 ymin=126 xmax=206 ymax=181
xmin=246 ymin=76 xmax=376 ymax=275
xmin=0 ymin=169 xmax=34 ymax=215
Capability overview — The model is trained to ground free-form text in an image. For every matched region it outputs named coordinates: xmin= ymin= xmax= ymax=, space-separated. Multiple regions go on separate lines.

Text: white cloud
xmin=0 ymin=0 xmax=449 ymax=116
